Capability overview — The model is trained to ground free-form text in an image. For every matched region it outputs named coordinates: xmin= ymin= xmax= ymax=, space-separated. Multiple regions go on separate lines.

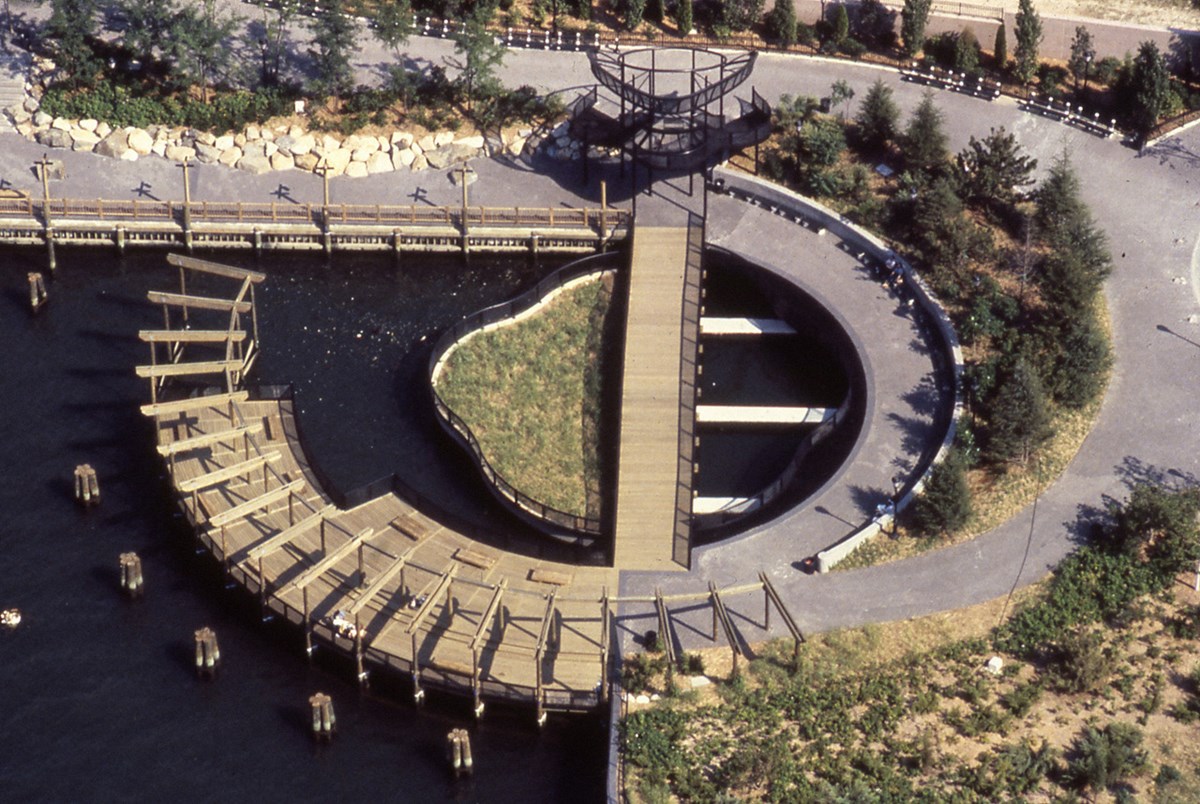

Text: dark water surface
xmin=0 ymin=246 xmax=605 ymax=803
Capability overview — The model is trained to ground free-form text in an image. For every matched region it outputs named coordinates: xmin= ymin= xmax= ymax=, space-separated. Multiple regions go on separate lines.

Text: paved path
xmin=4 ymin=39 xmax=1199 ymax=650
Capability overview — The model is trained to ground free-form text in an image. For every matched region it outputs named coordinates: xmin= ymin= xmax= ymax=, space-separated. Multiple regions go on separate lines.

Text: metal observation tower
xmin=571 ymin=47 xmax=772 ymax=174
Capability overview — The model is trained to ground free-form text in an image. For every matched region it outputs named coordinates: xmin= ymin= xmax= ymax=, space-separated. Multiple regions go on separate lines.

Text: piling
xmin=194 ymin=626 xmax=220 ymax=678
xmin=119 ymin=552 xmax=144 ymax=598
xmin=28 ymin=272 xmax=48 ymax=312
xmin=73 ymin=464 xmax=100 ymax=506
xmin=309 ymin=692 xmax=336 ymax=741
xmin=446 ymin=728 xmax=473 ymax=775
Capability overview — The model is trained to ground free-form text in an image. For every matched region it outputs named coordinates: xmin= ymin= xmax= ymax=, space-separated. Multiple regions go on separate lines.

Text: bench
xmin=453 ymin=548 xmax=495 ymax=571
xmin=529 ymin=568 xmax=573 ymax=586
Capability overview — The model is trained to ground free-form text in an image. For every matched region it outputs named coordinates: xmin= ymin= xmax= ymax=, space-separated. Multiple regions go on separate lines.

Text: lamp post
xmin=258 ymin=38 xmax=269 ymax=86
xmin=1082 ymin=52 xmax=1093 ymax=97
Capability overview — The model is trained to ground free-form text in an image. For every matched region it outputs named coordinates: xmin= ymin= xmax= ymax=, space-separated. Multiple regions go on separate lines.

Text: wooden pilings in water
xmin=119 ymin=552 xmax=144 ymax=598
xmin=28 ymin=272 xmax=47 ymax=312
xmin=309 ymin=692 xmax=336 ymax=741
xmin=73 ymin=464 xmax=100 ymax=506
xmin=194 ymin=626 xmax=220 ymax=678
xmin=446 ymin=728 xmax=473 ymax=776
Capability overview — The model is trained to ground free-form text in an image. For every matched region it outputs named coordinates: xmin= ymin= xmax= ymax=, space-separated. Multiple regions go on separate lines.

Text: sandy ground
xmin=942 ymin=0 xmax=1200 ymax=30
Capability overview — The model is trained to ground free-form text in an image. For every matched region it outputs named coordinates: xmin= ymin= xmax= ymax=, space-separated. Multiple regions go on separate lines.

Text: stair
xmin=0 ymin=52 xmax=28 ymax=131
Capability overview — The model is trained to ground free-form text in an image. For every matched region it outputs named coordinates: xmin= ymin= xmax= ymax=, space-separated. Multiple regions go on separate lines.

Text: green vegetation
xmin=622 ymin=482 xmax=1200 ymax=801
xmin=435 ymin=275 xmax=614 ymax=519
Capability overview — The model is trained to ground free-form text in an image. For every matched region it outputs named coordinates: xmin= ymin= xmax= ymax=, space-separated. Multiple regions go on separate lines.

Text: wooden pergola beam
xmin=471 ymin=580 xmax=507 ymax=652
xmin=147 ymin=291 xmax=253 ymax=314
xmin=405 ymin=566 xmax=458 ymax=636
xmin=346 ymin=543 xmax=421 ymax=618
xmin=168 ymin=252 xmax=267 ymax=283
xmin=759 ymin=571 xmax=805 ymax=667
xmin=140 ymin=391 xmax=248 ymax=417
xmin=243 ymin=503 xmax=335 ymax=562
xmin=273 ymin=526 xmax=374 ymax=596
xmin=156 ymin=422 xmax=263 ymax=457
xmin=177 ymin=451 xmax=281 ymax=493
xmin=139 ymin=329 xmax=248 ymax=343
xmin=654 ymin=587 xmax=678 ymax=667
xmin=135 ymin=359 xmax=244 ymax=379
xmin=207 ymin=478 xmax=305 ymax=528
xmin=709 ymin=581 xmax=743 ymax=676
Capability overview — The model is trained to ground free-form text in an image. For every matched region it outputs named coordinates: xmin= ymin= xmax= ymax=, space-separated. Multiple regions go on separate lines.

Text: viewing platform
xmin=699 ymin=317 xmax=797 ymax=335
xmin=695 ymin=405 xmax=834 ymax=425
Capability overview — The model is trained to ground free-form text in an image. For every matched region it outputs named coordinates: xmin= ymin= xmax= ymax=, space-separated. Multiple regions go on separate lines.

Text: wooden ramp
xmin=612 ymin=222 xmax=701 ymax=571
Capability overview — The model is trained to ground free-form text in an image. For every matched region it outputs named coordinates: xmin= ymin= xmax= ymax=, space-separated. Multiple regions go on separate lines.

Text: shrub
xmin=1054 ymin=630 xmax=1115 ymax=693
xmin=912 ymin=448 xmax=972 ymax=536
xmin=1065 ymin=722 xmax=1149 ymax=795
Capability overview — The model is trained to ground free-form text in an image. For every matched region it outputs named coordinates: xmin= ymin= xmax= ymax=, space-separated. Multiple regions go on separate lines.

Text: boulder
xmin=71 ymin=130 xmax=100 ymax=151
xmin=32 ymin=110 xmax=51 ymax=127
xmin=234 ymin=132 xmax=247 ymax=147
xmin=194 ymin=141 xmax=221 ymax=164
xmin=417 ymin=134 xmax=435 ymax=152
xmin=270 ymin=151 xmax=295 ymax=171
xmin=323 ymin=148 xmax=352 ymax=174
xmin=8 ymin=107 xmax=30 ymax=125
xmin=344 ymin=160 xmax=368 ymax=178
xmin=244 ymin=124 xmax=260 ymax=141
xmin=214 ymin=134 xmax=235 ymax=151
xmin=23 ymin=96 xmax=38 ymax=114
xmin=127 ymin=128 xmax=154 ymax=155
xmin=507 ymin=136 xmax=527 ymax=156
xmin=424 ymin=142 xmax=477 ymax=170
xmin=351 ymin=147 xmax=375 ymax=163
xmin=35 ymin=128 xmax=72 ymax=148
xmin=77 ymin=118 xmax=99 ymax=132
xmin=264 ymin=141 xmax=278 ymax=158
xmin=411 ymin=153 xmax=428 ymax=171
xmin=433 ymin=131 xmax=454 ymax=147
xmin=94 ymin=130 xmax=130 ymax=159
xmin=242 ymin=140 xmax=268 ymax=158
xmin=391 ymin=131 xmax=414 ymax=148
xmin=16 ymin=121 xmax=34 ymax=138
xmin=376 ymin=135 xmax=390 ymax=151
xmin=152 ymin=142 xmax=167 ymax=157
xmin=119 ymin=149 xmax=139 ymax=162
xmin=393 ymin=147 xmax=415 ymax=168
xmin=320 ymin=134 xmax=342 ymax=153
xmin=165 ymin=144 xmax=196 ymax=162
xmin=195 ymin=131 xmax=216 ymax=146
xmin=454 ymin=134 xmax=485 ymax=149
xmin=366 ymin=151 xmax=393 ymax=174
xmin=294 ymin=152 xmax=320 ymax=171
xmin=342 ymin=134 xmax=378 ymax=153
xmin=50 ymin=116 xmax=71 ymax=131
xmin=237 ymin=153 xmax=273 ymax=174
xmin=288 ymin=125 xmax=304 ymax=138
xmin=218 ymin=146 xmax=243 ymax=166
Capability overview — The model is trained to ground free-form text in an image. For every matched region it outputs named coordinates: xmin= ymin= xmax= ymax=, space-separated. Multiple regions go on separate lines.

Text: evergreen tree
xmin=261 ymin=0 xmax=303 ymax=86
xmin=1013 ymin=0 xmax=1042 ymax=84
xmin=1045 ymin=315 xmax=1110 ymax=409
xmin=623 ymin=0 xmax=646 ymax=29
xmin=173 ymin=0 xmax=239 ymax=103
xmin=452 ymin=5 xmax=507 ymax=119
xmin=646 ymin=0 xmax=664 ymax=24
xmin=765 ymin=0 xmax=796 ymax=46
xmin=45 ymin=0 xmax=99 ymax=86
xmin=1067 ymin=25 xmax=1095 ymax=92
xmin=830 ymin=79 xmax=854 ymax=120
xmin=854 ymin=78 xmax=899 ymax=152
xmin=902 ymin=90 xmax=948 ymax=176
xmin=307 ymin=0 xmax=356 ymax=97
xmin=832 ymin=3 xmax=849 ymax=46
xmin=954 ymin=126 xmax=1037 ymax=215
xmin=1034 ymin=152 xmax=1086 ymax=239
xmin=674 ymin=0 xmax=693 ymax=34
xmin=953 ymin=27 xmax=980 ymax=75
xmin=121 ymin=0 xmax=180 ymax=65
xmin=984 ymin=357 xmax=1052 ymax=464
xmin=1128 ymin=40 xmax=1171 ymax=140
xmin=993 ymin=22 xmax=1007 ymax=71
xmin=900 ymin=0 xmax=931 ymax=58
xmin=913 ymin=448 xmax=972 ymax=536
xmin=375 ymin=0 xmax=415 ymax=57
xmin=1105 ymin=484 xmax=1200 ymax=579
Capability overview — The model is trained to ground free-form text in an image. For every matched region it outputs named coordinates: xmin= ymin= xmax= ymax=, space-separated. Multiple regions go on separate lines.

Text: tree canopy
xmin=1013 ymin=0 xmax=1042 ymax=84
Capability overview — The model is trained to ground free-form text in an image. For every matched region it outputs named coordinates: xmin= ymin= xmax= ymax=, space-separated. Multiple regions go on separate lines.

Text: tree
xmin=829 ymin=79 xmax=854 ymax=120
xmin=674 ymin=0 xmax=693 ymax=34
xmin=261 ymin=0 xmax=303 ymax=85
xmin=796 ymin=116 xmax=846 ymax=189
xmin=121 ymin=0 xmax=180 ymax=64
xmin=1044 ymin=315 xmax=1110 ymax=408
xmin=1128 ymin=40 xmax=1171 ymax=140
xmin=306 ymin=0 xmax=355 ymax=97
xmin=1067 ymin=25 xmax=1095 ymax=92
xmin=45 ymin=0 xmax=99 ymax=85
xmin=1013 ymin=0 xmax=1042 ymax=84
xmin=954 ymin=127 xmax=1037 ymax=215
xmin=765 ymin=0 xmax=796 ymax=47
xmin=953 ymin=27 xmax=980 ymax=75
xmin=993 ymin=23 xmax=1007 ymax=71
xmin=984 ymin=357 xmax=1052 ymax=464
xmin=831 ymin=3 xmax=849 ymax=46
xmin=451 ymin=6 xmax=507 ymax=117
xmin=623 ymin=0 xmax=646 ymax=29
xmin=374 ymin=0 xmax=415 ymax=58
xmin=1034 ymin=152 xmax=1086 ymax=239
xmin=900 ymin=0 xmax=931 ymax=58
xmin=173 ymin=0 xmax=240 ymax=103
xmin=646 ymin=0 xmax=664 ymax=24
xmin=1065 ymin=723 xmax=1149 ymax=796
xmin=912 ymin=448 xmax=972 ymax=535
xmin=855 ymin=0 xmax=895 ymax=49
xmin=854 ymin=78 xmax=899 ymax=152
xmin=902 ymin=91 xmax=948 ymax=176
xmin=1105 ymin=483 xmax=1200 ymax=578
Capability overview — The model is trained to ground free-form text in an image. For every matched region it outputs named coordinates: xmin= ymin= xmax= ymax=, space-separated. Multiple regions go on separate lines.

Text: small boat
xmin=1 ymin=608 xmax=21 ymax=629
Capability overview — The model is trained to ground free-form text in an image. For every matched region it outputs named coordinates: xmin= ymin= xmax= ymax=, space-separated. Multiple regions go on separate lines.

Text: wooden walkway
xmin=612 ymin=223 xmax=701 ymax=571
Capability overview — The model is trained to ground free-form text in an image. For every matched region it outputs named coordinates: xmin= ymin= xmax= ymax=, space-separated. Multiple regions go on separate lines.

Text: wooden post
xmin=119 ymin=552 xmax=144 ymax=598
xmin=28 ymin=272 xmax=48 ymax=312
xmin=354 ymin=614 xmax=367 ymax=687
xmin=303 ymin=586 xmax=314 ymax=657
xmin=315 ymin=161 xmax=332 ymax=255
xmin=194 ymin=626 xmax=220 ymax=678
xmin=599 ymin=180 xmax=607 ymax=242
xmin=74 ymin=464 xmax=100 ymax=506
xmin=309 ymin=692 xmax=335 ymax=741
xmin=36 ymin=154 xmax=55 ymax=272
xmin=447 ymin=728 xmax=473 ymax=775
xmin=177 ymin=158 xmax=192 ymax=246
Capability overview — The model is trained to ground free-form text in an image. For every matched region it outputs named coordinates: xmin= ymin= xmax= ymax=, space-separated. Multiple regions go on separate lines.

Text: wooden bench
xmin=453 ymin=548 xmax=495 ymax=571
xmin=388 ymin=514 xmax=424 ymax=542
xmin=529 ymin=568 xmax=573 ymax=586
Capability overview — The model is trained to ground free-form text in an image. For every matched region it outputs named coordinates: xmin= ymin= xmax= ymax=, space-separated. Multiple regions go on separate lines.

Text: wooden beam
xmin=405 ymin=567 xmax=458 ymax=635
xmin=759 ymin=571 xmax=805 ymax=667
xmin=242 ymin=504 xmax=335 ymax=561
xmin=139 ymin=329 xmax=248 ymax=343
xmin=168 ymin=253 xmax=268 ymax=283
xmin=709 ymin=581 xmax=743 ymax=675
xmin=534 ymin=590 xmax=558 ymax=660
xmin=136 ymin=359 xmax=244 ymax=379
xmin=140 ymin=391 xmax=249 ymax=417
xmin=206 ymin=478 xmax=306 ymax=528
xmin=147 ymin=291 xmax=253 ymax=314
xmin=654 ymin=587 xmax=678 ymax=667
xmin=177 ymin=452 xmax=281 ymax=493
xmin=273 ymin=526 xmax=374 ymax=596
xmin=470 ymin=580 xmax=507 ymax=652
xmin=156 ymin=422 xmax=263 ymax=457
xmin=346 ymin=544 xmax=422 ymax=618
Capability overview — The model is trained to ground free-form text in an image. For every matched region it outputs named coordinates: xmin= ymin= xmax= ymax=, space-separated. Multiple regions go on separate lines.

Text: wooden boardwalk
xmin=139 ymin=258 xmax=616 ymax=719
xmin=612 ymin=224 xmax=701 ymax=571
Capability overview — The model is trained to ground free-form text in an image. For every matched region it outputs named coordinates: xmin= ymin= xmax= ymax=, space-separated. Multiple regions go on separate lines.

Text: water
xmin=0 ymin=246 xmax=606 ymax=803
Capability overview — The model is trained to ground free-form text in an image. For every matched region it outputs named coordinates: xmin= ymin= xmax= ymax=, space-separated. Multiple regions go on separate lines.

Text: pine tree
xmin=674 ymin=0 xmax=693 ymax=34
xmin=121 ymin=0 xmax=180 ymax=65
xmin=646 ymin=0 xmax=664 ymax=24
xmin=1034 ymin=152 xmax=1086 ymax=239
xmin=913 ymin=448 xmax=972 ymax=536
xmin=984 ymin=357 xmax=1052 ymax=464
xmin=954 ymin=126 xmax=1038 ymax=214
xmin=902 ymin=90 xmax=948 ymax=175
xmin=993 ymin=22 xmax=1007 ymax=71
xmin=1068 ymin=26 xmax=1095 ymax=92
xmin=765 ymin=0 xmax=796 ymax=46
xmin=1013 ymin=0 xmax=1042 ymax=84
xmin=173 ymin=0 xmax=239 ymax=103
xmin=1046 ymin=315 xmax=1110 ymax=409
xmin=832 ymin=3 xmax=850 ymax=46
xmin=1128 ymin=40 xmax=1171 ymax=140
xmin=953 ymin=27 xmax=980 ymax=75
xmin=855 ymin=78 xmax=899 ymax=152
xmin=900 ymin=0 xmax=931 ymax=58
xmin=624 ymin=0 xmax=646 ymax=29
xmin=452 ymin=5 xmax=507 ymax=117
xmin=45 ymin=0 xmax=99 ymax=86
xmin=307 ymin=0 xmax=356 ymax=97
